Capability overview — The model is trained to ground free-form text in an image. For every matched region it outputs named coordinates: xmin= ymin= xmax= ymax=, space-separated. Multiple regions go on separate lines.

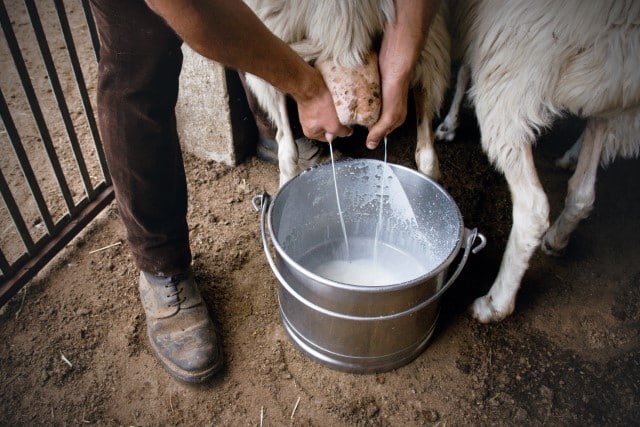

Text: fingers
xmin=366 ymin=125 xmax=385 ymax=149
xmin=296 ymin=78 xmax=353 ymax=143
xmin=365 ymin=88 xmax=409 ymax=149
xmin=366 ymin=114 xmax=403 ymax=149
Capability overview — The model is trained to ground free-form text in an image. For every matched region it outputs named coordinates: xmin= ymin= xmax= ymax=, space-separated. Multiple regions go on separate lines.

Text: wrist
xmin=287 ymin=66 xmax=326 ymax=105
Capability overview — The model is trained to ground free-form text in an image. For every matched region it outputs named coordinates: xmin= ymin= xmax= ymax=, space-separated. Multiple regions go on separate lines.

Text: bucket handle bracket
xmin=252 ymin=192 xmax=269 ymax=213
xmin=468 ymin=229 xmax=486 ymax=254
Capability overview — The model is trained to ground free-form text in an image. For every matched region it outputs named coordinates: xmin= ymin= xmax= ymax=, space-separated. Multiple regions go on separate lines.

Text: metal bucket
xmin=253 ymin=159 xmax=485 ymax=373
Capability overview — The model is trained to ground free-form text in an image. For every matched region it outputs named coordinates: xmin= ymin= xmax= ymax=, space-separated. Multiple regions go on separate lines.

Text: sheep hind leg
xmin=244 ymin=74 xmax=299 ymax=187
xmin=471 ymin=141 xmax=550 ymax=323
xmin=542 ymin=118 xmax=606 ymax=256
xmin=435 ymin=64 xmax=470 ymax=142
xmin=274 ymin=103 xmax=300 ymax=187
xmin=413 ymin=86 xmax=440 ymax=180
xmin=555 ymin=132 xmax=584 ymax=170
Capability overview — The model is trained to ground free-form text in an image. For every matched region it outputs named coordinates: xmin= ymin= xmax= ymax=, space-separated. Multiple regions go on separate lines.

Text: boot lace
xmin=165 ymin=273 xmax=187 ymax=308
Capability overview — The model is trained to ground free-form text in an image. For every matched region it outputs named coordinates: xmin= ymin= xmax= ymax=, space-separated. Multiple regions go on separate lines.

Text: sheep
xmin=241 ymin=0 xmax=451 ymax=187
xmin=449 ymin=0 xmax=640 ymax=322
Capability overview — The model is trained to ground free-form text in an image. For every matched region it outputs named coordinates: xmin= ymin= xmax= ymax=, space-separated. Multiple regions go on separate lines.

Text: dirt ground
xmin=1 ymin=106 xmax=639 ymax=425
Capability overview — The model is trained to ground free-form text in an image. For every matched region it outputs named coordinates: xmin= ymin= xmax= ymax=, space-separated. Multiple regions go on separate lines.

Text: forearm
xmin=145 ymin=0 xmax=324 ymax=104
xmin=379 ymin=0 xmax=441 ymax=86
xmin=365 ymin=0 xmax=441 ymax=148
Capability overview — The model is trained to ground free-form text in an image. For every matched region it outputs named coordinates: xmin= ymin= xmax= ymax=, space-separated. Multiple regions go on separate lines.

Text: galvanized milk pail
xmin=254 ymin=159 xmax=485 ymax=373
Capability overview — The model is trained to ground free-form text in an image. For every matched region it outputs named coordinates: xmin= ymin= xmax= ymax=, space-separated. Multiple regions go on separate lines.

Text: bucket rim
xmin=267 ymin=158 xmax=465 ymax=292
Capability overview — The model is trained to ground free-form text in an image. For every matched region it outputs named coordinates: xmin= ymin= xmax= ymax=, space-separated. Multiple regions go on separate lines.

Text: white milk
xmin=373 ymin=137 xmax=388 ymax=262
xmin=318 ymin=138 xmax=429 ymax=287
xmin=311 ymin=248 xmax=428 ymax=287
xmin=329 ymin=141 xmax=350 ymax=260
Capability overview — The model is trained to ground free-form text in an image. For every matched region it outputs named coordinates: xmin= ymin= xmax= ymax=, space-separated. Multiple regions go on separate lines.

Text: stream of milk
xmin=329 ymin=141 xmax=349 ymax=260
xmin=320 ymin=137 xmax=428 ymax=286
xmin=373 ymin=137 xmax=388 ymax=262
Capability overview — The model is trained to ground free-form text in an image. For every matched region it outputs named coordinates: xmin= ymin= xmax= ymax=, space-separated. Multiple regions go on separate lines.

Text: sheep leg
xmin=542 ymin=119 xmax=606 ymax=255
xmin=244 ymin=74 xmax=299 ymax=187
xmin=471 ymin=138 xmax=550 ymax=323
xmin=435 ymin=64 xmax=470 ymax=142
xmin=414 ymin=85 xmax=441 ymax=180
xmin=555 ymin=133 xmax=584 ymax=170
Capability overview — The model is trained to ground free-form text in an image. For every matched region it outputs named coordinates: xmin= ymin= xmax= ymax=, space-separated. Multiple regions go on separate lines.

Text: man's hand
xmin=296 ymin=73 xmax=353 ymax=142
xmin=146 ymin=0 xmax=351 ymax=143
xmin=366 ymin=75 xmax=410 ymax=149
xmin=365 ymin=0 xmax=441 ymax=149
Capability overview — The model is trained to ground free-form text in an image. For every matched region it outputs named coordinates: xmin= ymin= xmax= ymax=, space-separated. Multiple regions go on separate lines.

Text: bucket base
xmin=280 ymin=308 xmax=439 ymax=374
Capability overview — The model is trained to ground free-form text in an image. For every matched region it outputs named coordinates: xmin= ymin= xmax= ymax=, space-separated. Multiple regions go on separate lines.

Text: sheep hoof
xmin=435 ymin=123 xmax=456 ymax=142
xmin=554 ymin=156 xmax=577 ymax=171
xmin=541 ymin=234 xmax=566 ymax=257
xmin=470 ymin=295 xmax=512 ymax=323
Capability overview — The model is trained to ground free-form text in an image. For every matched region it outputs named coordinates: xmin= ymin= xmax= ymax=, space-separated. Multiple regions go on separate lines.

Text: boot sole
xmin=147 ymin=330 xmax=224 ymax=384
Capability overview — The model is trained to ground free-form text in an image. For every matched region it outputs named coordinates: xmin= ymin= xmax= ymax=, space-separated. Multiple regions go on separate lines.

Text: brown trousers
xmin=91 ymin=0 xmax=189 ymax=276
xmin=90 ymin=0 xmax=286 ymax=276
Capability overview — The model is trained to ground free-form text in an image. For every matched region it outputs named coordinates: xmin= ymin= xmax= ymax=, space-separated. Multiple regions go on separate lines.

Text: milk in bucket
xmin=311 ymin=139 xmax=431 ymax=287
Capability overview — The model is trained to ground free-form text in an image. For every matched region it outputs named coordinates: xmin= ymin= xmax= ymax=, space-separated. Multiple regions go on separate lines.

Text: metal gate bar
xmin=25 ymin=0 xmax=95 ymax=200
xmin=0 ymin=0 xmax=113 ymax=306
xmin=0 ymin=88 xmax=55 ymax=238
xmin=52 ymin=0 xmax=109 ymax=190
xmin=0 ymin=185 xmax=114 ymax=306
xmin=80 ymin=0 xmax=99 ymax=62
xmin=0 ymin=1 xmax=76 ymax=214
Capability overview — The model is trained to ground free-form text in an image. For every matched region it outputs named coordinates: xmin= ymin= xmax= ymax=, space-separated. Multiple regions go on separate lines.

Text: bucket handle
xmin=252 ymin=192 xmax=486 ymax=315
xmin=432 ymin=226 xmax=486 ymax=303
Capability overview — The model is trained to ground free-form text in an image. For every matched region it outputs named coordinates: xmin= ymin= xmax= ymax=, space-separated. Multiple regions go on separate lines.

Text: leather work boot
xmin=138 ymin=270 xmax=223 ymax=383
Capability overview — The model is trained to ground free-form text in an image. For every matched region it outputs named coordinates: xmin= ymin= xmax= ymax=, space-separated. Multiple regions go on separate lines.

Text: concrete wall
xmin=176 ymin=45 xmax=257 ymax=166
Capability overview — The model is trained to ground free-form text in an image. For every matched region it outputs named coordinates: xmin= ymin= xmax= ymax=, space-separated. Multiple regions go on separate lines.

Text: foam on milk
xmin=308 ymin=237 xmax=429 ymax=286
xmin=313 ymin=259 xmax=401 ymax=286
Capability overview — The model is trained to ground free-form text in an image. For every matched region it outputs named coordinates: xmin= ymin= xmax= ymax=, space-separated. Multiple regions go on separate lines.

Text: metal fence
xmin=0 ymin=0 xmax=113 ymax=305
